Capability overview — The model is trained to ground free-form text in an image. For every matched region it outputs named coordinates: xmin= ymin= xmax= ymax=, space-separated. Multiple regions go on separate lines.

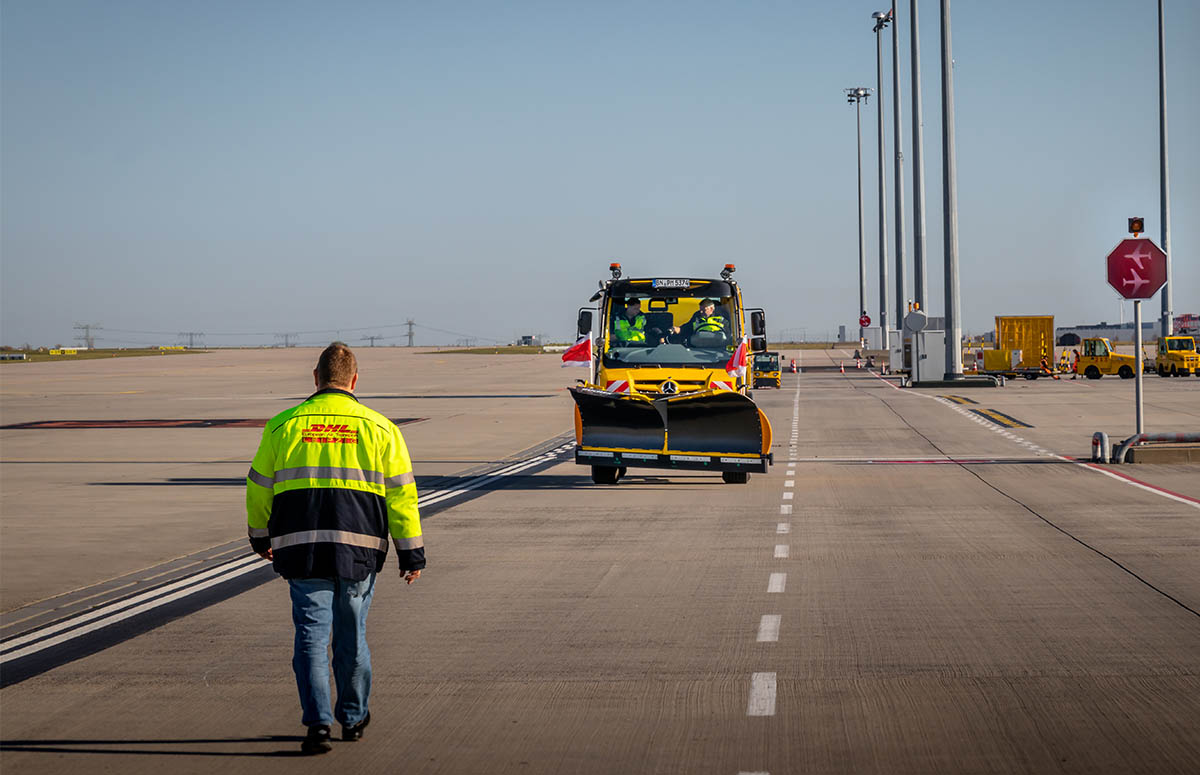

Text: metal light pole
xmin=939 ymin=0 xmax=962 ymax=377
xmin=873 ymin=11 xmax=891 ymax=356
xmin=890 ymin=2 xmax=908 ymax=338
xmin=1159 ymin=0 xmax=1172 ymax=339
xmin=847 ymin=88 xmax=873 ymax=344
xmin=910 ymin=0 xmax=928 ymax=312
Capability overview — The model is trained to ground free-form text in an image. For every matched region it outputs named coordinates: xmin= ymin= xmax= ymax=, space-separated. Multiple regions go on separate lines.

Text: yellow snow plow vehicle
xmin=752 ymin=351 xmax=782 ymax=389
xmin=569 ymin=263 xmax=772 ymax=484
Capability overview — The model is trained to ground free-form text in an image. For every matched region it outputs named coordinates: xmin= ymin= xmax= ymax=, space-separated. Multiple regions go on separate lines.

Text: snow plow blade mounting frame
xmin=570 ymin=386 xmax=771 ymax=473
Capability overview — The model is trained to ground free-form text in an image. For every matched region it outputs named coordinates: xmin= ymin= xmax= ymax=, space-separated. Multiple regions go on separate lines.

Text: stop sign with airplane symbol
xmin=1106 ymin=238 xmax=1167 ymax=300
xmin=859 ymin=314 xmax=871 ymax=327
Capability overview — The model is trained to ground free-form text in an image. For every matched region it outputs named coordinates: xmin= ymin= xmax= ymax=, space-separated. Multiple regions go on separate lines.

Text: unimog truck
xmin=569 ymin=263 xmax=773 ymax=484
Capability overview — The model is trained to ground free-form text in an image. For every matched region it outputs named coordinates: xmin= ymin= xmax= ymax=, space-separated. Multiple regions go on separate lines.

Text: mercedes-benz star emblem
xmin=660 ymin=380 xmax=678 ymax=395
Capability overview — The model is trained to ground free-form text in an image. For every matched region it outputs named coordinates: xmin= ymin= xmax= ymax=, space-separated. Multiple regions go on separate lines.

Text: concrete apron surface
xmin=2 ymin=355 xmax=1199 ymax=773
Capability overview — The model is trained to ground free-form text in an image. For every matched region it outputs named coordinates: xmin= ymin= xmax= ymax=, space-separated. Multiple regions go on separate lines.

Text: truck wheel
xmin=591 ymin=466 xmax=619 ymax=485
xmin=722 ymin=471 xmax=750 ymax=484
xmin=1158 ymin=365 xmax=1167 ymax=377
xmin=1118 ymin=365 xmax=1134 ymax=379
xmin=1170 ymin=366 xmax=1178 ymax=377
xmin=1085 ymin=366 xmax=1101 ymax=379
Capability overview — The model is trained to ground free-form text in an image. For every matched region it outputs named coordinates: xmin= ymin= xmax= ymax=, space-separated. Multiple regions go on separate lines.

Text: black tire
xmin=1118 ymin=365 xmax=1134 ymax=379
xmin=591 ymin=466 xmax=619 ymax=485
xmin=1158 ymin=365 xmax=1167 ymax=377
xmin=1170 ymin=366 xmax=1178 ymax=377
xmin=1085 ymin=366 xmax=1101 ymax=380
xmin=722 ymin=471 xmax=750 ymax=484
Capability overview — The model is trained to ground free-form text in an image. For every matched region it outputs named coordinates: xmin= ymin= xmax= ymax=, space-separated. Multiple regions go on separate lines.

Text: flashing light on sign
xmin=1128 ymin=217 xmax=1144 ymax=237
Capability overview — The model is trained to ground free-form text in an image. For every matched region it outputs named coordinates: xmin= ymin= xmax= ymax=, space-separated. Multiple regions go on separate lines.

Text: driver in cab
xmin=670 ymin=298 xmax=729 ymax=343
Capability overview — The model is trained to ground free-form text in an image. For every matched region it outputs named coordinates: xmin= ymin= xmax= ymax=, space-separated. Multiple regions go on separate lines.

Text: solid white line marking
xmin=1 ymin=444 xmax=574 ymax=662
xmin=767 ymin=572 xmax=786 ymax=593
xmin=779 ymin=504 xmax=792 ymax=515
xmin=782 ymin=492 xmax=793 ymax=500
xmin=774 ymin=544 xmax=789 ymax=559
xmin=757 ymin=615 xmax=781 ymax=642
xmin=0 ymin=555 xmax=262 ymax=654
xmin=1 ymin=556 xmax=266 ymax=661
xmin=747 ymin=672 xmax=777 ymax=716
xmin=776 ymin=522 xmax=790 ymax=534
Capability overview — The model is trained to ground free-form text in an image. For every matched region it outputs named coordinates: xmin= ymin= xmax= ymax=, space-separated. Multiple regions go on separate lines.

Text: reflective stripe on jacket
xmin=613 ymin=314 xmax=647 ymax=343
xmin=246 ymin=388 xmax=423 ymax=580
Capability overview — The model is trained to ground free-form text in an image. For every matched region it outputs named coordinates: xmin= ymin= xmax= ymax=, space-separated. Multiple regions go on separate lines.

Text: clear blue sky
xmin=2 ymin=0 xmax=1197 ymax=347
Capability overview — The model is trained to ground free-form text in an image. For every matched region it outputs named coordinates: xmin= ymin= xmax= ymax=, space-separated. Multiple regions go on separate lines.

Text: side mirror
xmin=750 ymin=311 xmax=766 ymax=337
xmin=577 ymin=310 xmax=593 ymax=336
xmin=751 ymin=337 xmax=767 ymax=353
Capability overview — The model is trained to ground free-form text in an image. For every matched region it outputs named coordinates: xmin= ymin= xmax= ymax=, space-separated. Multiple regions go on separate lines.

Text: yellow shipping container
xmin=994 ymin=316 xmax=1054 ymax=370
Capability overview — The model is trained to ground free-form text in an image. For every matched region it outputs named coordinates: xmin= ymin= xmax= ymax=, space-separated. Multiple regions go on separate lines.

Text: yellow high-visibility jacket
xmin=246 ymin=388 xmax=423 ymax=580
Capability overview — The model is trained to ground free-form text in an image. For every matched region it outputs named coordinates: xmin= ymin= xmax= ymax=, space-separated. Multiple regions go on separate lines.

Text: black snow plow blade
xmin=569 ymin=387 xmax=770 ymax=473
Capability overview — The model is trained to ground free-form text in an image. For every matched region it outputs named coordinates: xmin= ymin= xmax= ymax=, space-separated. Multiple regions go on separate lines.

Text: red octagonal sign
xmin=1106 ymin=238 xmax=1167 ymax=300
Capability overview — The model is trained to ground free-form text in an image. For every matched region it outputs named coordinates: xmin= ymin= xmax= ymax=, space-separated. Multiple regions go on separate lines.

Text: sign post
xmin=1106 ymin=237 xmax=1168 ymax=436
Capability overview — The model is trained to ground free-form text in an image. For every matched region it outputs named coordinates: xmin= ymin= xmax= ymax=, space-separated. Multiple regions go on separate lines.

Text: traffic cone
xmin=840 ymin=361 xmax=845 ymax=374
xmin=856 ymin=358 xmax=862 ymax=369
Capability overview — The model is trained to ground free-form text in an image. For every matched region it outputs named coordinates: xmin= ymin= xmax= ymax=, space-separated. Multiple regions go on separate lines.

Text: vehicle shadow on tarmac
xmin=87 ymin=474 xmax=727 ymax=490
xmin=0 ymin=736 xmax=310 ymax=757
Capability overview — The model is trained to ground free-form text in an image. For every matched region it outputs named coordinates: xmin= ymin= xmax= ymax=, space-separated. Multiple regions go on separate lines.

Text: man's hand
xmin=257 ymin=548 xmax=273 ymax=561
xmin=403 ymin=569 xmax=421 ymax=585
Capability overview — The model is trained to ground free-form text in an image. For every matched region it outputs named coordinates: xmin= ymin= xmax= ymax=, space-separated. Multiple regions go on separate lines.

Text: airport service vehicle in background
xmin=752 ymin=351 xmax=782 ymax=389
xmin=1077 ymin=337 xmax=1137 ymax=379
xmin=1155 ymin=336 xmax=1198 ymax=377
xmin=569 ymin=263 xmax=772 ymax=485
xmin=974 ymin=315 xmax=1057 ymax=379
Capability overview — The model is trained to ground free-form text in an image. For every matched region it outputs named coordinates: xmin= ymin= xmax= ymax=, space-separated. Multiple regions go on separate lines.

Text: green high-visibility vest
xmin=614 ymin=314 xmax=647 ymax=343
xmin=695 ymin=314 xmax=726 ymax=333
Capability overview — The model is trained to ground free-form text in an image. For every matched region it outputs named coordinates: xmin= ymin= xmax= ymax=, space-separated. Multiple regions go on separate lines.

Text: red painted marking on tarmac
xmin=867 ymin=370 xmax=904 ymax=391
xmin=1065 ymin=457 xmax=1200 ymax=506
xmin=1 ymin=418 xmax=425 ymax=430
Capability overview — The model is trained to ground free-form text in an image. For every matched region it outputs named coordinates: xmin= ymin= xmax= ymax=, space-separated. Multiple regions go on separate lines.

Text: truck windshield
xmin=1167 ymin=339 xmax=1195 ymax=351
xmin=604 ymin=292 xmax=738 ymax=368
xmin=754 ymin=354 xmax=779 ymax=369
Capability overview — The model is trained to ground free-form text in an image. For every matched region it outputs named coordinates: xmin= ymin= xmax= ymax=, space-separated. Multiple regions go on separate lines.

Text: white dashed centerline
xmin=767 ymin=573 xmax=786 ymax=593
xmin=757 ymin=615 xmax=781 ymax=642
xmin=747 ymin=672 xmax=777 ymax=716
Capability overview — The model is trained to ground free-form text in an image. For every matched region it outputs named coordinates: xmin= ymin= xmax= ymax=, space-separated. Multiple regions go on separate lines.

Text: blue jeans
xmin=288 ymin=574 xmax=375 ymax=728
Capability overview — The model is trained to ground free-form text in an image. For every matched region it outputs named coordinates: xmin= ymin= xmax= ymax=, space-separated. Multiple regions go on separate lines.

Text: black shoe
xmin=342 ymin=712 xmax=370 ymax=742
xmin=301 ymin=725 xmax=332 ymax=755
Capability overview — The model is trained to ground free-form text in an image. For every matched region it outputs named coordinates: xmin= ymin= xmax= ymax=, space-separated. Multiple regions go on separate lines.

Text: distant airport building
xmin=518 ymin=335 xmax=542 ymax=347
xmin=1056 ymin=321 xmax=1159 ymax=344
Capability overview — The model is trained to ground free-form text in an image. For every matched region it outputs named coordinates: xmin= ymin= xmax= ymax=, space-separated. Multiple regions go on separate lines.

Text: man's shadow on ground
xmin=0 ymin=736 xmax=313 ymax=757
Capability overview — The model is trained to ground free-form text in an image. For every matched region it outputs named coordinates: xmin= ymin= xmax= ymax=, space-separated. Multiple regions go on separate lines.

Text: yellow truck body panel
xmin=994 ymin=316 xmax=1054 ymax=370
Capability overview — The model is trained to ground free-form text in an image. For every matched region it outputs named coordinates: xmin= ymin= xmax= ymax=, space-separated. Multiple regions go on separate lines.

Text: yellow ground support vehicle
xmin=1155 ymin=336 xmax=1198 ymax=377
xmin=752 ymin=351 xmax=782 ymax=389
xmin=569 ymin=263 xmax=772 ymax=484
xmin=1077 ymin=337 xmax=1137 ymax=379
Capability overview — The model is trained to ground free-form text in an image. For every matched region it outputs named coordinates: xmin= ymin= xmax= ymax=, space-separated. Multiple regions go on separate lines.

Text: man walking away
xmin=246 ymin=342 xmax=424 ymax=754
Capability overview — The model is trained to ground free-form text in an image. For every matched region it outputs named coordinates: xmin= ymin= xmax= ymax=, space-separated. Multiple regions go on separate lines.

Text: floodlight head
xmin=871 ymin=11 xmax=885 ymax=19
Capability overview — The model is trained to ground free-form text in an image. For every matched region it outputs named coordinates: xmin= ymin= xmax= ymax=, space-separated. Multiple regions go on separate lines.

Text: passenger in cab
xmin=670 ymin=298 xmax=729 ymax=344
xmin=612 ymin=298 xmax=648 ymax=345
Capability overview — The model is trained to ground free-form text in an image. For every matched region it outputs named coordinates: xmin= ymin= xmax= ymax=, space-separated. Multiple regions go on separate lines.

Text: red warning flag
xmin=561 ymin=333 xmax=592 ymax=367
xmin=725 ymin=338 xmax=748 ymax=380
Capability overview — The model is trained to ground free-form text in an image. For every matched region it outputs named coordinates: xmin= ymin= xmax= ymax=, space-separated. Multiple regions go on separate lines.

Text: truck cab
xmin=1077 ymin=337 xmax=1136 ymax=379
xmin=752 ymin=351 xmax=782 ymax=389
xmin=1155 ymin=336 xmax=1198 ymax=377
